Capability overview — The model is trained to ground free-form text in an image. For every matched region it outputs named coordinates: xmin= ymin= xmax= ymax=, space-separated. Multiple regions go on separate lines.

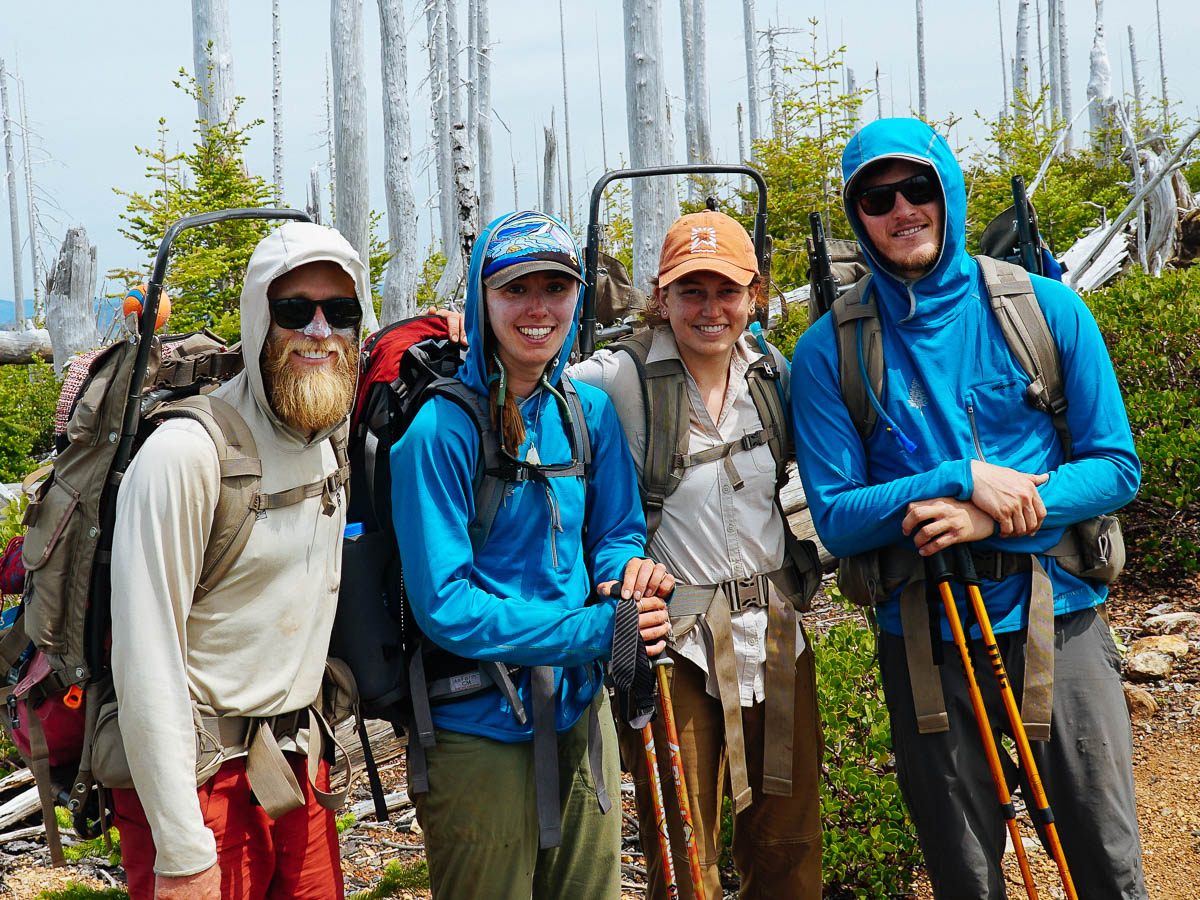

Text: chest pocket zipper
xmin=966 ymin=404 xmax=987 ymax=461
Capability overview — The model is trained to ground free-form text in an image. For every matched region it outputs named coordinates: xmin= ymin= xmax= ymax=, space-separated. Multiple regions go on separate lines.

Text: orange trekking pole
xmin=926 ymin=549 xmax=1040 ymax=900
xmin=949 ymin=546 xmax=1079 ymax=900
xmin=640 ymin=712 xmax=680 ymax=899
xmin=654 ymin=657 xmax=706 ymax=900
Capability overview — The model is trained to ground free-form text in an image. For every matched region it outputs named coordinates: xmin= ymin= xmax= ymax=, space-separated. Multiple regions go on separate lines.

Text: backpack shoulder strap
xmin=558 ymin=374 xmax=592 ymax=473
xmin=612 ymin=329 xmax=688 ymax=540
xmin=745 ymin=340 xmax=792 ymax=483
xmin=831 ymin=273 xmax=881 ymax=443
xmin=154 ymin=395 xmax=262 ymax=598
xmin=425 ymin=379 xmax=506 ymax=553
xmin=976 ymin=255 xmax=1072 ymax=460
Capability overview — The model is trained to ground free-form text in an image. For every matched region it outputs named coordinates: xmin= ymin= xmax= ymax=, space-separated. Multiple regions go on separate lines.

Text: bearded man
xmin=108 ymin=223 xmax=365 ymax=900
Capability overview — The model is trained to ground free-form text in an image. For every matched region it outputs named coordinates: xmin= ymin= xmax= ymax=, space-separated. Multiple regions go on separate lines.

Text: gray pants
xmin=879 ymin=605 xmax=1147 ymax=900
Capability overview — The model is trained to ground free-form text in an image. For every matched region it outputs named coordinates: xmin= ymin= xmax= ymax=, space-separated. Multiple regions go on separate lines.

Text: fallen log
xmin=0 ymin=768 xmax=34 ymax=793
xmin=349 ymin=790 xmax=411 ymax=821
xmin=780 ymin=463 xmax=835 ymax=571
xmin=0 ymin=329 xmax=53 ymax=364
xmin=0 ymin=785 xmax=42 ymax=830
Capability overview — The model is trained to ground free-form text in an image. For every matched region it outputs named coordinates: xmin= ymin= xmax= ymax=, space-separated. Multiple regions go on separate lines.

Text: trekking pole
xmin=640 ymin=714 xmax=681 ymax=900
xmin=654 ymin=657 xmax=706 ymax=900
xmin=952 ymin=546 xmax=1079 ymax=900
xmin=925 ymin=549 xmax=1040 ymax=900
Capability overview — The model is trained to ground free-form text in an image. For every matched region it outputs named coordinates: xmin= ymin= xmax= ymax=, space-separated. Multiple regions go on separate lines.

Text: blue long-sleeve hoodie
xmin=390 ymin=213 xmax=647 ymax=741
xmin=790 ymin=118 xmax=1140 ymax=638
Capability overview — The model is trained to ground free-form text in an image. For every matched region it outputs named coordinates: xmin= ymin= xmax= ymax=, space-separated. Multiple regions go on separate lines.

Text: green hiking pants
xmin=413 ymin=689 xmax=622 ymax=900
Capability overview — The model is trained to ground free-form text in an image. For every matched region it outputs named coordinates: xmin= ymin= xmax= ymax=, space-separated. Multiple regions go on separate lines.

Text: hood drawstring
xmin=488 ymin=354 xmax=508 ymax=409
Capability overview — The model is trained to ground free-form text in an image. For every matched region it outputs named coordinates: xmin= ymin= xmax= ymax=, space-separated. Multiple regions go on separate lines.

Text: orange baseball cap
xmin=657 ymin=211 xmax=759 ymax=287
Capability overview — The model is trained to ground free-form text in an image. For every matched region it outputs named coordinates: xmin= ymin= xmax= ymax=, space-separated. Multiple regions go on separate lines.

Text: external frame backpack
xmin=0 ymin=326 xmax=351 ymax=862
xmin=331 ymin=314 xmax=600 ymax=849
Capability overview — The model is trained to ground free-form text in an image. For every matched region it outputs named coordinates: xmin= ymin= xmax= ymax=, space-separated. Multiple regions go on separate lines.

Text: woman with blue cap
xmin=390 ymin=211 xmax=671 ymax=899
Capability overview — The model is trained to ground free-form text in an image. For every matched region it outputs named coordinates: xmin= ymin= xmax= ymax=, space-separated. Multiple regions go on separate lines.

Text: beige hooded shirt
xmin=110 ymin=223 xmax=368 ymax=877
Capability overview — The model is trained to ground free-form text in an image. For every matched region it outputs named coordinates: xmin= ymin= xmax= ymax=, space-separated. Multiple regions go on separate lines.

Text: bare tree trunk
xmin=191 ymin=0 xmax=235 ymax=132
xmin=875 ymin=63 xmax=883 ymax=120
xmin=1154 ymin=0 xmax=1168 ymax=131
xmin=1036 ymin=0 xmax=1048 ymax=130
xmin=466 ymin=0 xmax=477 ymax=158
xmin=307 ymin=164 xmax=323 ymax=225
xmin=0 ymin=59 xmax=24 ymax=330
xmin=847 ymin=67 xmax=859 ymax=128
xmin=1128 ymin=26 xmax=1144 ymax=126
xmin=45 ymin=226 xmax=98 ymax=375
xmin=1014 ymin=0 xmax=1029 ymax=116
xmin=1047 ymin=0 xmax=1060 ymax=118
xmin=451 ymin=123 xmax=479 ymax=286
xmin=996 ymin=0 xmax=1009 ymax=121
xmin=1058 ymin=0 xmax=1073 ymax=149
xmin=427 ymin=1 xmax=455 ymax=255
xmin=557 ymin=0 xmax=574 ymax=228
xmin=915 ymin=0 xmax=927 ymax=119
xmin=595 ymin=23 xmax=609 ymax=172
xmin=325 ymin=62 xmax=336 ymax=215
xmin=623 ymin=0 xmax=678 ymax=289
xmin=15 ymin=76 xmax=42 ymax=320
xmin=1087 ymin=0 xmax=1114 ymax=146
xmin=379 ymin=0 xmax=418 ymax=324
xmin=331 ymin=0 xmax=379 ymax=333
xmin=767 ymin=27 xmax=781 ymax=138
xmin=542 ymin=110 xmax=557 ymax=216
xmin=742 ymin=0 xmax=760 ymax=146
xmin=0 ymin=330 xmax=51 ymax=365
xmin=446 ymin=0 xmax=461 ymax=130
xmin=693 ymin=0 xmax=711 ymax=162
xmin=680 ymin=0 xmax=699 ymax=187
xmin=272 ymin=0 xmax=284 ymax=202
xmin=476 ymin=0 xmax=493 ymax=224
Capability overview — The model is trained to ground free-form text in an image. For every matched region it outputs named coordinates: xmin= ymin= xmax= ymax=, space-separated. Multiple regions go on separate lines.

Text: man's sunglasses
xmin=269 ymin=297 xmax=362 ymax=331
xmin=855 ymin=173 xmax=939 ymax=217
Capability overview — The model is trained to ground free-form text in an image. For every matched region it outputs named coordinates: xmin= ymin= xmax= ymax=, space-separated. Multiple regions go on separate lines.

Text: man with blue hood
xmin=390 ymin=210 xmax=672 ymax=899
xmin=790 ymin=118 xmax=1146 ymax=898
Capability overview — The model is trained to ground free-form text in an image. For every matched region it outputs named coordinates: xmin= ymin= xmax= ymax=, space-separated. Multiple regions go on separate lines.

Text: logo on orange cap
xmin=658 ymin=211 xmax=758 ymax=287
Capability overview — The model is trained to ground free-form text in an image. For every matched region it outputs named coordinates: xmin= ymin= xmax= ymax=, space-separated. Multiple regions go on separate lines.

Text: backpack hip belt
xmin=667 ymin=561 xmax=808 ymax=811
xmin=194 ymin=703 xmax=350 ymax=819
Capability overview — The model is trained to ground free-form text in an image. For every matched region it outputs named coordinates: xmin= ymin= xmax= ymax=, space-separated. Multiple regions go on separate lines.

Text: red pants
xmin=112 ymin=756 xmax=344 ymax=900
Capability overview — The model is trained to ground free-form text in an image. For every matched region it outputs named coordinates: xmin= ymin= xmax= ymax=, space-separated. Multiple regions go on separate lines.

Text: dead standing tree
xmin=622 ymin=0 xmax=678 ymax=290
xmin=191 ymin=0 xmax=235 ymax=134
xmin=1 ymin=58 xmax=25 ymax=330
xmin=378 ymin=0 xmax=419 ymax=324
xmin=45 ymin=226 xmax=98 ymax=376
xmin=272 ymin=0 xmax=284 ymax=202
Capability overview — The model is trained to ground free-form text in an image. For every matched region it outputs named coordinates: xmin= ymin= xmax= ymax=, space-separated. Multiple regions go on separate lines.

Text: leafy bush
xmin=1088 ymin=266 xmax=1200 ymax=574
xmin=815 ymin=609 xmax=921 ymax=898
xmin=54 ymin=808 xmax=121 ymax=866
xmin=0 ymin=361 xmax=61 ymax=482
xmin=348 ymin=859 xmax=430 ymax=899
xmin=769 ymin=297 xmax=809 ymax=361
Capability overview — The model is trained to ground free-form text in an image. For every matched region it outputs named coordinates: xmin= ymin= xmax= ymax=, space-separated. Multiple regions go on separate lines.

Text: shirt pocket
xmin=964 ymin=377 xmax=1037 ymax=464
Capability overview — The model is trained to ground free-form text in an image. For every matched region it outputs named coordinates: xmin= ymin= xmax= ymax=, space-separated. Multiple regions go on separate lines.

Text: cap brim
xmin=658 ymin=256 xmax=757 ymax=288
xmin=484 ymin=259 xmax=585 ymax=290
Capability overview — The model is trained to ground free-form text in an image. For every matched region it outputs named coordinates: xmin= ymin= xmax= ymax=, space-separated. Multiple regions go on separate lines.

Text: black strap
xmin=531 ymin=666 xmax=562 ymax=849
xmin=587 ymin=697 xmax=612 ymax=814
xmin=359 ymin=719 xmax=389 ymax=822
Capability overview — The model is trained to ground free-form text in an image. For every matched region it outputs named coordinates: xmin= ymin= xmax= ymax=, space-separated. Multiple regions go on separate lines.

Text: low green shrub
xmin=348 ymin=859 xmax=430 ymax=899
xmin=55 ymin=808 xmax=121 ymax=866
xmin=1088 ymin=267 xmax=1200 ymax=574
xmin=816 ymin=609 xmax=922 ymax=898
xmin=36 ymin=886 xmax=128 ymax=900
xmin=0 ymin=361 xmax=60 ymax=483
xmin=768 ymin=297 xmax=809 ymax=361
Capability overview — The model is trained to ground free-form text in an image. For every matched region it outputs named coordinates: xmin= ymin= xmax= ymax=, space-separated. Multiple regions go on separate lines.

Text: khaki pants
xmin=617 ymin=647 xmax=823 ymax=900
xmin=414 ymin=689 xmax=622 ymax=900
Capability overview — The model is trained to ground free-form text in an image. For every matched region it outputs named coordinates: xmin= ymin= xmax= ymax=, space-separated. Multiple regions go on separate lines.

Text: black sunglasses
xmin=856 ymin=173 xmax=939 ymax=217
xmin=269 ymin=296 xmax=362 ymax=331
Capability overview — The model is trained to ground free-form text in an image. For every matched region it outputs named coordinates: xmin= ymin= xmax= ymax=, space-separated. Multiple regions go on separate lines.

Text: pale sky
xmin=1 ymin=0 xmax=1197 ymax=309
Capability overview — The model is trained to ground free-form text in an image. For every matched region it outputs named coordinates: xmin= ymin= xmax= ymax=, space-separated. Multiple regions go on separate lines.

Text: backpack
xmin=0 ymin=326 xmax=350 ymax=862
xmin=331 ymin=315 xmax=598 ymax=844
xmin=608 ymin=328 xmax=822 ymax=607
xmin=830 ymin=255 xmax=1125 ymax=607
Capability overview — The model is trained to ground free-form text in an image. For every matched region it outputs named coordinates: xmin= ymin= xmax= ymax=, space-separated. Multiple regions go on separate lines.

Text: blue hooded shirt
xmin=390 ymin=212 xmax=647 ymax=741
xmin=790 ymin=118 xmax=1140 ymax=638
